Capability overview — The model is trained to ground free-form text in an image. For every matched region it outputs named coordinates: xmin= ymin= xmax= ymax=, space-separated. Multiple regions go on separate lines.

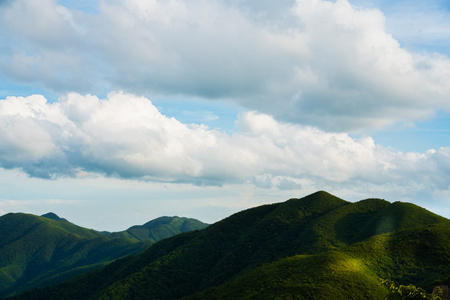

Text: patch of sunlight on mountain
xmin=331 ymin=257 xmax=364 ymax=273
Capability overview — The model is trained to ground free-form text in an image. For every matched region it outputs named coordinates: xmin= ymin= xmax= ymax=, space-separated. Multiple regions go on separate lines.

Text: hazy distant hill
xmin=40 ymin=212 xmax=68 ymax=222
xmin=105 ymin=216 xmax=208 ymax=242
xmin=0 ymin=213 xmax=208 ymax=297
xmin=14 ymin=191 xmax=449 ymax=299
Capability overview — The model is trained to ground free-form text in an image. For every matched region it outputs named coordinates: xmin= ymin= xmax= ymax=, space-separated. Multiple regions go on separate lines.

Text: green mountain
xmin=10 ymin=191 xmax=450 ymax=299
xmin=0 ymin=213 xmax=208 ymax=298
xmin=105 ymin=216 xmax=208 ymax=242
xmin=40 ymin=212 xmax=68 ymax=222
xmin=191 ymin=224 xmax=450 ymax=299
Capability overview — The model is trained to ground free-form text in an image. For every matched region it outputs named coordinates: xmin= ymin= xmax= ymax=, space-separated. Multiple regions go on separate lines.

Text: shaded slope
xmin=188 ymin=252 xmax=388 ymax=300
xmin=347 ymin=223 xmax=450 ymax=290
xmin=188 ymin=224 xmax=450 ymax=299
xmin=358 ymin=201 xmax=449 ymax=239
xmin=0 ymin=213 xmax=207 ymax=298
xmin=0 ymin=213 xmax=148 ymax=297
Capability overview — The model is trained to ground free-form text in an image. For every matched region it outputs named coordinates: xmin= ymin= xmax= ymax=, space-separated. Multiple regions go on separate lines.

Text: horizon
xmin=1 ymin=0 xmax=450 ymax=231
xmin=3 ymin=190 xmax=449 ymax=232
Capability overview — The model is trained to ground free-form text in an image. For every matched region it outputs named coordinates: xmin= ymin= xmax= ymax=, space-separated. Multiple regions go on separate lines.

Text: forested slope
xmin=14 ymin=191 xmax=449 ymax=299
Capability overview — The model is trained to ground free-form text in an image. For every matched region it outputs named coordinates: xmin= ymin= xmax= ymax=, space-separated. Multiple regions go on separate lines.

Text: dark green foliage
xmin=358 ymin=201 xmax=449 ymax=240
xmin=189 ymin=223 xmax=450 ymax=300
xmin=189 ymin=252 xmax=388 ymax=300
xmin=381 ymin=279 xmax=445 ymax=299
xmin=347 ymin=224 xmax=450 ymax=291
xmin=0 ymin=213 xmax=207 ymax=298
xmin=9 ymin=191 xmax=450 ymax=300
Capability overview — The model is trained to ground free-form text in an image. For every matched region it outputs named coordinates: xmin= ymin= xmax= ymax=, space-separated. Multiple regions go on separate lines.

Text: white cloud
xmin=349 ymin=0 xmax=450 ymax=54
xmin=0 ymin=92 xmax=449 ymax=195
xmin=1 ymin=0 xmax=449 ymax=131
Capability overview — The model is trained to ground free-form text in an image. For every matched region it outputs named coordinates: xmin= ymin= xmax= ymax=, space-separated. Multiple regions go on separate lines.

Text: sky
xmin=0 ymin=0 xmax=450 ymax=231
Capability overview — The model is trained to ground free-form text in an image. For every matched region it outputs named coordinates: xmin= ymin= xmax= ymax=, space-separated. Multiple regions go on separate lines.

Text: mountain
xmin=40 ymin=212 xmax=68 ymax=222
xmin=191 ymin=224 xmax=450 ymax=299
xmin=13 ymin=191 xmax=450 ymax=299
xmin=0 ymin=213 xmax=208 ymax=298
xmin=105 ymin=216 xmax=208 ymax=242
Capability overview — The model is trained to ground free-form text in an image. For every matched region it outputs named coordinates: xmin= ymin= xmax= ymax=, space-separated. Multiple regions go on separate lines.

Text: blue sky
xmin=0 ymin=0 xmax=449 ymax=230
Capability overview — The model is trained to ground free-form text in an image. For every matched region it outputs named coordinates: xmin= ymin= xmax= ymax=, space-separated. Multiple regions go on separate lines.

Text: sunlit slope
xmin=13 ymin=191 xmax=450 ymax=299
xmin=0 ymin=213 xmax=207 ymax=297
xmin=189 ymin=224 xmax=450 ymax=299
xmin=347 ymin=223 xmax=450 ymax=290
xmin=188 ymin=252 xmax=387 ymax=300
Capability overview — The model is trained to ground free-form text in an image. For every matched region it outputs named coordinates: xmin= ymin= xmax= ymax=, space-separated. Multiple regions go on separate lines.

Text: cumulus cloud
xmin=1 ymin=92 xmax=449 ymax=192
xmin=355 ymin=0 xmax=450 ymax=54
xmin=0 ymin=0 xmax=449 ymax=131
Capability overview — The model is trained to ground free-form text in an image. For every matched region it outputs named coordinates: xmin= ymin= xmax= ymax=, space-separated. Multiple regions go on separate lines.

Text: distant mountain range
xmin=0 ymin=213 xmax=208 ymax=298
xmin=5 ymin=191 xmax=450 ymax=299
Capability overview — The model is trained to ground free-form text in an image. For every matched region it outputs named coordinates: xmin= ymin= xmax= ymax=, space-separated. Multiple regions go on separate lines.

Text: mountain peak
xmin=122 ymin=216 xmax=209 ymax=242
xmin=41 ymin=212 xmax=68 ymax=222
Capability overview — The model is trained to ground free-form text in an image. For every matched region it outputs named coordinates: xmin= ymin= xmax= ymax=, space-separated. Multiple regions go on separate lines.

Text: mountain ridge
xmin=13 ymin=191 xmax=449 ymax=299
xmin=0 ymin=213 xmax=208 ymax=298
xmin=104 ymin=216 xmax=208 ymax=242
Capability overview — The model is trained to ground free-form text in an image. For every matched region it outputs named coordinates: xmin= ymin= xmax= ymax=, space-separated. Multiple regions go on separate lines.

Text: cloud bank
xmin=1 ymin=92 xmax=449 ymax=194
xmin=0 ymin=0 xmax=449 ymax=131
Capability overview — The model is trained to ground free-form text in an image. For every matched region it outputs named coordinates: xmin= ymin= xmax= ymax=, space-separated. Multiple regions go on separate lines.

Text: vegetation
xmin=7 ymin=191 xmax=450 ymax=299
xmin=188 ymin=252 xmax=388 ymax=299
xmin=0 ymin=213 xmax=207 ymax=297
xmin=381 ymin=279 xmax=445 ymax=300
xmin=105 ymin=216 xmax=208 ymax=242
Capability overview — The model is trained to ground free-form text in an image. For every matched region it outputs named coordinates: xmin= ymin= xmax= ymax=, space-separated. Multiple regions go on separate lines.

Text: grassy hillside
xmin=0 ymin=213 xmax=208 ymax=298
xmin=14 ymin=191 xmax=450 ymax=299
